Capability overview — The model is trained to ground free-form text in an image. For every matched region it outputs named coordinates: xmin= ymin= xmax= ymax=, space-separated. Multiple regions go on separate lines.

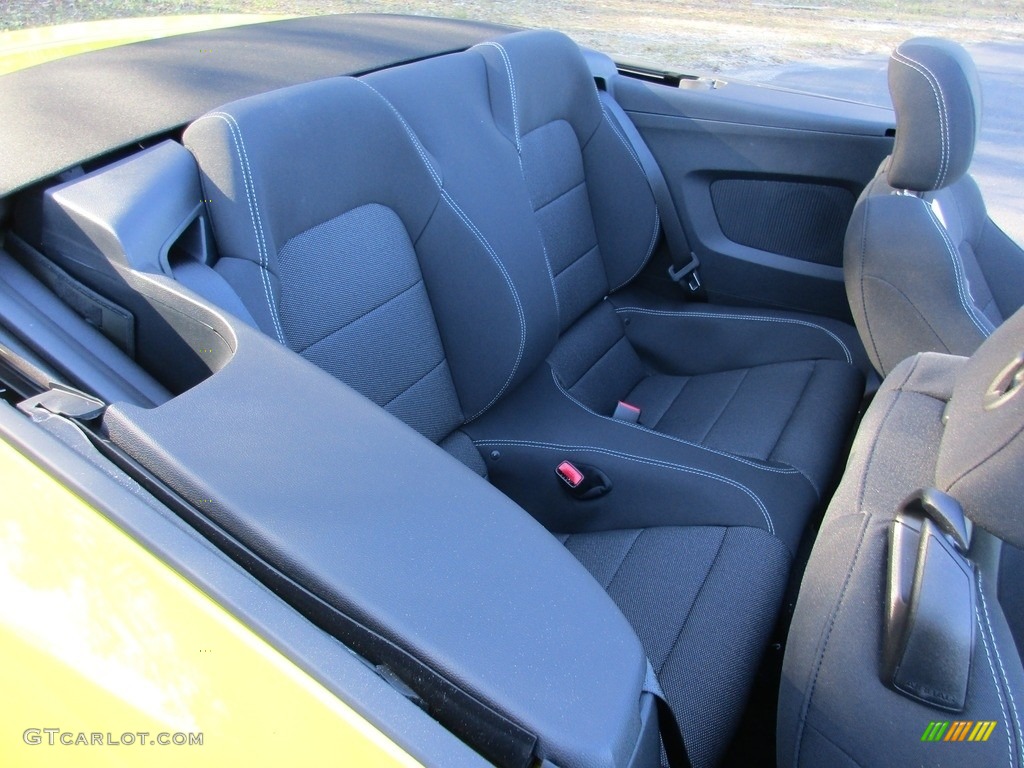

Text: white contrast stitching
xmin=892 ymin=48 xmax=950 ymax=189
xmin=356 ymin=82 xmax=442 ymax=186
xmin=475 ymin=42 xmax=561 ymax=319
xmin=920 ymin=198 xmax=995 ymax=338
xmin=977 ymin=591 xmax=1016 ymax=767
xmin=549 ymin=369 xmax=800 ymax=476
xmin=473 ymin=437 xmax=775 ymax=534
xmin=440 ymin=189 xmax=527 ymax=417
xmin=614 ymin=306 xmax=855 ymax=365
xmin=194 ymin=112 xmax=286 ymax=344
xmin=355 ymin=80 xmax=527 ymax=420
xmin=476 ymin=42 xmax=521 ymax=153
xmin=978 ymin=573 xmax=1023 ymax=766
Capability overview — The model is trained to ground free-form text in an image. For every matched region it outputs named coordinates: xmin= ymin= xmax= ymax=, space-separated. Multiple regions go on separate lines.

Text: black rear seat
xmin=183 ymin=30 xmax=867 ymax=767
xmin=360 ymin=31 xmax=866 ymax=554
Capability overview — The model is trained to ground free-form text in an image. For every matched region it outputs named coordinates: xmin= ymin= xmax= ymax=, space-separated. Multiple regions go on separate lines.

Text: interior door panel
xmin=612 ymin=74 xmax=895 ymax=320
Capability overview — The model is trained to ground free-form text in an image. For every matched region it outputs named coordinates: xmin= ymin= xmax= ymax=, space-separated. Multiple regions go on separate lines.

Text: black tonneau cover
xmin=0 ymin=13 xmax=513 ymax=196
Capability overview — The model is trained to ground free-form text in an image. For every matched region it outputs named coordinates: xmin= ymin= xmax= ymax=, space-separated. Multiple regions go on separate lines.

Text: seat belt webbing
xmin=598 ymin=88 xmax=702 ymax=292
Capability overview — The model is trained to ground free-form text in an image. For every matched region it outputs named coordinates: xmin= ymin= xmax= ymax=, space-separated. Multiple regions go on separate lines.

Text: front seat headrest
xmin=937 ymin=306 xmax=1024 ymax=548
xmin=886 ymin=37 xmax=982 ymax=193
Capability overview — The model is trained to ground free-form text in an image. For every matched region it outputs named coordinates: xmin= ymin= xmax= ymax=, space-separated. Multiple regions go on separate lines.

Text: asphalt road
xmin=734 ymin=42 xmax=1024 ymax=246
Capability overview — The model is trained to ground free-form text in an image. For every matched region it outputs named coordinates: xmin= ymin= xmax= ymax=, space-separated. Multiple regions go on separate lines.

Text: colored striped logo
xmin=922 ymin=721 xmax=998 ymax=742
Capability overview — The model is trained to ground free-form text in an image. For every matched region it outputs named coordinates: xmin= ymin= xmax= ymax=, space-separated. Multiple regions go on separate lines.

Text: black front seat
xmin=778 ymin=306 xmax=1024 ymax=767
xmin=845 ymin=37 xmax=1024 ymax=376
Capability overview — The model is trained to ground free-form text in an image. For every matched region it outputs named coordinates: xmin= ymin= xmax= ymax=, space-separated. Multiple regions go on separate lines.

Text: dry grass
xmin=4 ymin=1 xmax=1024 ymax=71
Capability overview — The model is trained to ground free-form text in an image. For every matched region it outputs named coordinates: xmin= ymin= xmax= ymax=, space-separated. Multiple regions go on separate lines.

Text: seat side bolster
xmin=845 ymin=191 xmax=991 ymax=375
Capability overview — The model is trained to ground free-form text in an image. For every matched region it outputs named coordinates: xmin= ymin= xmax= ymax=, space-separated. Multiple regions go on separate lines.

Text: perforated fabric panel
xmin=521 ymin=120 xmax=609 ymax=331
xmin=710 ymin=179 xmax=854 ymax=266
xmin=562 ymin=526 xmax=790 ymax=768
xmin=276 ymin=204 xmax=464 ymax=443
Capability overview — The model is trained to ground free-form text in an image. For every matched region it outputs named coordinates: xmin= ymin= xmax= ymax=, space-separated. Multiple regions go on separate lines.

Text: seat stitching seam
xmin=441 ymin=188 xmax=527 ymax=418
xmin=559 ymin=335 xmax=631 ymax=391
xmin=861 ymin=274 xmax=952 ymax=350
xmin=613 ymin=306 xmax=853 ymax=365
xmin=212 ymin=111 xmax=285 ymax=345
xmin=534 ymin=178 xmax=586 ymax=214
xmin=355 ymin=80 xmax=527 ymax=419
xmin=920 ymin=197 xmax=995 ymax=337
xmin=472 ymin=437 xmax=775 ymax=535
xmin=550 ymin=368 xmax=801 ymax=475
xmin=476 ymin=42 xmax=521 ymax=153
xmin=194 ymin=112 xmax=286 ymax=345
xmin=604 ymin=529 xmax=645 ymax=591
xmin=803 ymin=722 xmax=868 ymax=768
xmin=293 ymin=277 xmax=422 ymax=354
xmin=858 ymin=195 xmax=884 ymax=372
xmin=698 ymin=366 xmax=750 ymax=445
xmin=891 ymin=48 xmax=949 ymax=188
xmin=980 ymin=574 xmax=1023 ymax=764
xmin=650 ymin=375 xmax=691 ymax=432
xmin=976 ymin=573 xmax=1018 ymax=768
xmin=766 ymin=363 xmax=821 ymax=496
xmin=356 ymin=81 xmax=442 ymax=183
xmin=381 ymin=358 xmax=448 ymax=409
xmin=473 ymin=42 xmax=564 ymax=328
xmin=657 ymin=527 xmax=728 ymax=674
xmin=791 ymin=512 xmax=870 ymax=768
xmin=552 ymin=242 xmax=599 ymax=280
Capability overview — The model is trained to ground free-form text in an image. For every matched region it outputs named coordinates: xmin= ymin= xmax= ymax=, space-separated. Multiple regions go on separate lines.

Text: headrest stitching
xmin=891 ymin=48 xmax=950 ymax=189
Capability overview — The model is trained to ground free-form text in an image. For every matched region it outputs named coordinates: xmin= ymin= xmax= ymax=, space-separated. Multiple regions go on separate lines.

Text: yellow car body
xmin=0 ymin=436 xmax=418 ymax=767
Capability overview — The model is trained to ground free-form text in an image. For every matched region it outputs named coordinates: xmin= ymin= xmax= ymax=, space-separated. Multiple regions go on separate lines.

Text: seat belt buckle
xmin=667 ymin=252 xmax=701 ymax=292
xmin=612 ymin=400 xmax=641 ymax=424
xmin=554 ymin=460 xmax=612 ymax=500
xmin=555 ymin=460 xmax=585 ymax=489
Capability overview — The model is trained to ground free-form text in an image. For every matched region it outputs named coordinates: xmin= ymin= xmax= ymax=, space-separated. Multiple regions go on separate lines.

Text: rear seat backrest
xmin=184 ymin=76 xmax=555 ymax=457
xmin=369 ymin=31 xmax=660 ymax=333
xmin=477 ymin=31 xmax=661 ymax=329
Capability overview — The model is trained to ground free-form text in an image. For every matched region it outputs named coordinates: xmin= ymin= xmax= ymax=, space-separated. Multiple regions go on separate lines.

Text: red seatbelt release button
xmin=613 ymin=400 xmax=641 ymax=424
xmin=555 ymin=460 xmax=585 ymax=488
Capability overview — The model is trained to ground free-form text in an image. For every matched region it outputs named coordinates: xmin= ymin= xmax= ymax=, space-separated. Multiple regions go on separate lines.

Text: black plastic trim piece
xmin=883 ymin=513 xmax=975 ymax=711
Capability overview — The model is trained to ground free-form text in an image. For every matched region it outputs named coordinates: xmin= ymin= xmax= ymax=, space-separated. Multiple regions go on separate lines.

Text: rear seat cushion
xmin=468 ymin=356 xmax=821 ymax=554
xmin=563 ymin=525 xmax=790 ymax=768
xmin=370 ymin=29 xmax=866 ymax=550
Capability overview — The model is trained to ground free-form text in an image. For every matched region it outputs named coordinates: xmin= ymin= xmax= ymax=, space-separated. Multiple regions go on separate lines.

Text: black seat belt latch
xmin=667 ymin=252 xmax=701 ymax=292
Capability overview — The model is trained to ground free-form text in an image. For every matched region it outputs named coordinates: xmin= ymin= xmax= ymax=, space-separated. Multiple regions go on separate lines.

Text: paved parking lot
xmin=736 ymin=42 xmax=1024 ymax=245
